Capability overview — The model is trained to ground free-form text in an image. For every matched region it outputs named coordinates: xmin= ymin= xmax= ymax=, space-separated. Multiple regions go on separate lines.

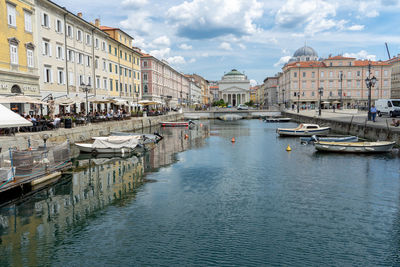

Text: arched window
xmin=11 ymin=84 xmax=21 ymax=94
xmin=144 ymin=84 xmax=148 ymax=93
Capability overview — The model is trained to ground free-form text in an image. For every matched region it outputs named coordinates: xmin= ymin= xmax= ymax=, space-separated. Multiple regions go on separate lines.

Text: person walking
xmin=370 ymin=105 xmax=377 ymax=122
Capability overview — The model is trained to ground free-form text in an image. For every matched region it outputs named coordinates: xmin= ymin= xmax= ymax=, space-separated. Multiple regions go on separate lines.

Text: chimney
xmin=95 ymin=19 xmax=100 ymax=27
xmin=77 ymin=12 xmax=82 ymax=18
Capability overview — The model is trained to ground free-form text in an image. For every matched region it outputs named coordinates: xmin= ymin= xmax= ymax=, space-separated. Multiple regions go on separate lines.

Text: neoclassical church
xmin=218 ymin=69 xmax=250 ymax=106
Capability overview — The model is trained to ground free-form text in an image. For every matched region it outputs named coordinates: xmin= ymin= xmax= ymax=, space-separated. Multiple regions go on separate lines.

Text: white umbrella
xmin=0 ymin=95 xmax=48 ymax=105
xmin=0 ymin=104 xmax=32 ymax=128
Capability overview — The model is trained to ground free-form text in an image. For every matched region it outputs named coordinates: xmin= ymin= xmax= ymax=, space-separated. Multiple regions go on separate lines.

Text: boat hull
xmin=264 ymin=118 xmax=291 ymax=122
xmin=160 ymin=121 xmax=192 ymax=127
xmin=300 ymin=136 xmax=358 ymax=143
xmin=277 ymin=128 xmax=330 ymax=136
xmin=314 ymin=141 xmax=395 ymax=153
xmin=75 ymin=143 xmax=138 ymax=155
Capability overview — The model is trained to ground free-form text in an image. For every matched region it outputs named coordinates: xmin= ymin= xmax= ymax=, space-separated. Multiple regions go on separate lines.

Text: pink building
xmin=140 ymin=54 xmax=189 ymax=108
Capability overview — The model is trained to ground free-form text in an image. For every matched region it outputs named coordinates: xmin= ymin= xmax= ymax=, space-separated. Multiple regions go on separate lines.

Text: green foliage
xmin=212 ymin=99 xmax=227 ymax=107
xmin=245 ymin=100 xmax=255 ymax=107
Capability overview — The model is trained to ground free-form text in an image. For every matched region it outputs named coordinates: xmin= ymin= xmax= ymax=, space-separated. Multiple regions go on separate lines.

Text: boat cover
xmin=92 ymin=136 xmax=141 ymax=149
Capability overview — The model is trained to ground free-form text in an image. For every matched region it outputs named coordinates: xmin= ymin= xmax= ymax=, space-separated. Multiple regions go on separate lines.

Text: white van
xmin=375 ymin=99 xmax=400 ymax=117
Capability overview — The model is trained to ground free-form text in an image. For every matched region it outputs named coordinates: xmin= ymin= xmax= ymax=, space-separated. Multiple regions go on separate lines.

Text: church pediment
xmin=220 ymin=86 xmax=249 ymax=93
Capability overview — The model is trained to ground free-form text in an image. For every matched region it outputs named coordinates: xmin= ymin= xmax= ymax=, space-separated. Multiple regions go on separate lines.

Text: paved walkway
xmin=284 ymin=109 xmax=400 ymax=131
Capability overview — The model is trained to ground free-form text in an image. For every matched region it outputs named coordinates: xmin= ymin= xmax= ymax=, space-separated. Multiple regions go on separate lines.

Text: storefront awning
xmin=0 ymin=104 xmax=32 ymax=128
xmin=0 ymin=95 xmax=48 ymax=105
xmin=138 ymin=100 xmax=163 ymax=106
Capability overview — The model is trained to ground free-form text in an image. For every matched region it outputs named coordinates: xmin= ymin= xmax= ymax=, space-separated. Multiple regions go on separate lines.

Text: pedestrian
xmin=370 ymin=105 xmax=377 ymax=122
xmin=333 ymin=105 xmax=335 ymax=113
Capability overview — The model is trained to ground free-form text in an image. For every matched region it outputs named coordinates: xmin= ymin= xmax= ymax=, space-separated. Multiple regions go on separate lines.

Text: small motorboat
xmin=160 ymin=120 xmax=195 ymax=127
xmin=314 ymin=141 xmax=396 ymax=153
xmin=277 ymin=123 xmax=330 ymax=136
xmin=264 ymin=117 xmax=291 ymax=122
xmin=218 ymin=114 xmax=243 ymax=121
xmin=109 ymin=132 xmax=163 ymax=143
xmin=300 ymin=135 xmax=358 ymax=144
xmin=76 ymin=135 xmax=142 ymax=155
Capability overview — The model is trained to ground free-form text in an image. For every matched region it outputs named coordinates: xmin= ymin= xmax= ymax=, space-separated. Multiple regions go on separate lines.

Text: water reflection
xmin=0 ymin=123 xmax=210 ymax=267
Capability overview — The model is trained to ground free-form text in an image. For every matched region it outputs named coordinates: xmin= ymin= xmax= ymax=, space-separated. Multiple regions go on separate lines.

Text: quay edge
xmin=0 ymin=113 xmax=183 ymax=151
xmin=282 ymin=111 xmax=400 ymax=146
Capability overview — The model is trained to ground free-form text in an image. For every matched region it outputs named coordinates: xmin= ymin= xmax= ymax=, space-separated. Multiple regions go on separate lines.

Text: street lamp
xmin=297 ymin=91 xmax=300 ymax=113
xmin=365 ymin=75 xmax=377 ymax=120
xmin=81 ymin=82 xmax=90 ymax=122
xmin=318 ymin=87 xmax=324 ymax=116
xmin=339 ymin=72 xmax=343 ymax=110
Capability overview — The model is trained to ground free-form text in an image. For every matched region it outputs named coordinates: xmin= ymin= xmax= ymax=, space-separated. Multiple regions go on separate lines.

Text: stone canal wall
xmin=282 ymin=112 xmax=400 ymax=145
xmin=0 ymin=113 xmax=183 ymax=150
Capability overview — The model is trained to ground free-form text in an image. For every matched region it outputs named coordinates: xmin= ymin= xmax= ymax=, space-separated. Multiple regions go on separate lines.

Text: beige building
xmin=279 ymin=46 xmax=392 ymax=110
xmin=262 ymin=77 xmax=278 ymax=109
xmin=387 ymin=56 xmax=400 ymax=99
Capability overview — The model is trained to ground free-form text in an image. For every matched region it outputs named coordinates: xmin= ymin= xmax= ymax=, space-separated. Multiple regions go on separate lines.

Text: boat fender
xmin=231 ymin=137 xmax=236 ymax=143
xmin=91 ymin=149 xmax=98 ymax=156
xmin=286 ymin=145 xmax=292 ymax=151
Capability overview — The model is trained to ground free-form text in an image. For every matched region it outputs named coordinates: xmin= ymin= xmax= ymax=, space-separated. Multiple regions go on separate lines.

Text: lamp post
xmin=318 ymin=87 xmax=323 ymax=116
xmin=297 ymin=91 xmax=300 ymax=113
xmin=282 ymin=89 xmax=285 ymax=109
xmin=339 ymin=72 xmax=343 ymax=110
xmin=81 ymin=83 xmax=90 ymax=122
xmin=365 ymin=63 xmax=377 ymax=121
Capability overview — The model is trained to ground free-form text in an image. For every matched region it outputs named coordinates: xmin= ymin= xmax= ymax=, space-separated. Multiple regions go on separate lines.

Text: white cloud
xmin=348 ymin=24 xmax=365 ymax=31
xmin=121 ymin=0 xmax=148 ymax=8
xmin=343 ymin=50 xmax=376 ymax=61
xmin=189 ymin=58 xmax=196 ymax=63
xmin=167 ymin=56 xmax=186 ymax=65
xmin=274 ymin=56 xmax=292 ymax=67
xmin=358 ymin=2 xmax=379 ymax=18
xmin=238 ymin=43 xmax=246 ymax=50
xmin=120 ymin=12 xmax=152 ymax=35
xmin=250 ymin=79 xmax=258 ymax=86
xmin=179 ymin=44 xmax=193 ymax=50
xmin=149 ymin=48 xmax=171 ymax=59
xmin=219 ymin=42 xmax=233 ymax=51
xmin=167 ymin=0 xmax=264 ymax=39
xmin=153 ymin=36 xmax=171 ymax=47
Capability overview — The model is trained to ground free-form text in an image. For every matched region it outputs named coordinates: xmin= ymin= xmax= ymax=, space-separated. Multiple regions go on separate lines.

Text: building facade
xmin=263 ymin=77 xmax=278 ymax=109
xmin=1 ymin=0 xmax=39 ymax=113
xmin=208 ymin=80 xmax=219 ymax=102
xmin=387 ymin=56 xmax=400 ymax=99
xmin=218 ymin=69 xmax=250 ymax=106
xmin=279 ymin=46 xmax=392 ymax=109
xmin=140 ymin=55 xmax=189 ymax=108
xmin=186 ymin=75 xmax=201 ymax=105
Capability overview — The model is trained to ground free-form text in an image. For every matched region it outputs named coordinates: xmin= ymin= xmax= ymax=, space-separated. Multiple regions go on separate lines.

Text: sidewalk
xmin=284 ymin=109 xmax=400 ymax=130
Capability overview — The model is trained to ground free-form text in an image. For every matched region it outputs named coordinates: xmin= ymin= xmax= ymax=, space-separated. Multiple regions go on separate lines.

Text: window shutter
xmin=42 ymin=42 xmax=45 ymax=55
xmin=43 ymin=68 xmax=47 ymax=82
xmin=62 ymin=47 xmax=65 ymax=60
xmin=63 ymin=71 xmax=66 ymax=85
xmin=50 ymin=69 xmax=54 ymax=83
xmin=49 ymin=43 xmax=52 ymax=57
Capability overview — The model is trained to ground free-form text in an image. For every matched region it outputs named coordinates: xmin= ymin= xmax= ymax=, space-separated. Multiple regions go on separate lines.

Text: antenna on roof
xmin=385 ymin=42 xmax=391 ymax=59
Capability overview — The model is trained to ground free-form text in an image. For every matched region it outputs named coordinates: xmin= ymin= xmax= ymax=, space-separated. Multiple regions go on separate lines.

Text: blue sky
xmin=56 ymin=0 xmax=400 ymax=85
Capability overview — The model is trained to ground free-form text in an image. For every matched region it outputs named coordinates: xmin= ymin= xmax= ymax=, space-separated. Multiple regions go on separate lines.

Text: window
xmin=125 ymin=84 xmax=127 ymax=92
xmin=114 ymin=48 xmax=117 ymax=56
xmin=125 ymin=52 xmax=127 ymax=60
xmin=44 ymin=66 xmax=52 ymax=83
xmin=129 ymin=85 xmax=132 ymax=93
xmin=143 ymin=73 xmax=148 ymax=81
xmin=384 ymin=70 xmax=388 ymax=77
xmin=302 ymin=81 xmax=306 ymax=88
xmin=79 ymin=75 xmax=84 ymax=86
xmin=77 ymin=30 xmax=82 ymax=41
xmin=329 ymin=81 xmax=333 ymax=88
xmin=347 ymin=80 xmax=351 ymax=88
xmin=56 ymin=45 xmax=64 ymax=60
xmin=311 ymin=91 xmax=315 ymax=96
xmin=95 ymin=58 xmax=98 ymax=69
xmin=375 ymin=70 xmax=379 ymax=76
xmin=120 ymin=83 xmax=123 ymax=91
xmin=321 ymin=71 xmax=324 ymax=78
xmin=78 ymin=53 xmax=83 ymax=64
xmin=69 ymin=72 xmax=74 ymax=86
xmin=357 ymin=80 xmax=361 ymax=88
xmin=10 ymin=44 xmax=18 ymax=65
xmin=27 ymin=49 xmax=34 ymax=68
xmin=95 ymin=38 xmax=99 ymax=48
xmin=311 ymin=81 xmax=315 ymax=89
xmin=86 ymin=34 xmax=91 ymax=45
xmin=7 ymin=3 xmax=16 ymax=27
xmin=384 ymin=80 xmax=388 ymax=86
xmin=347 ymin=71 xmax=351 ymax=78
xmin=57 ymin=69 xmax=64 ymax=84
xmin=329 ymin=71 xmax=333 ymax=77
xmin=120 ymin=50 xmax=122 ymax=58
xmin=143 ymin=61 xmax=147 ymax=67
xmin=311 ymin=72 xmax=315 ymax=78
xmin=293 ymin=81 xmax=298 ymax=89
xmin=294 ymin=72 xmax=297 ymax=78
xmin=67 ymin=50 xmax=74 ymax=62
xmin=24 ymin=11 xmax=32 ymax=32
xmin=103 ymin=78 xmax=107 ymax=90
xmin=115 ymin=80 xmax=118 ymax=91
xmin=357 ymin=71 xmax=361 ymax=77
xmin=87 ymin=56 xmax=91 ymax=67
xmin=302 ymin=72 xmax=306 ymax=78
xmin=144 ymin=84 xmax=148 ymax=93
xmin=96 ymin=76 xmax=100 ymax=88
xmin=56 ymin=19 xmax=63 ymax=33
xmin=349 ymin=62 xmax=352 ymax=66
xmin=129 ymin=70 xmax=131 ymax=78
xmin=109 ymin=45 xmax=112 ymax=53
xmin=103 ymin=60 xmax=106 ymax=71
xmin=87 ymin=76 xmax=91 ymax=86
xmin=125 ymin=68 xmax=127 ymax=77
xmin=129 ymin=55 xmax=132 ymax=62
xmin=42 ymin=13 xmax=50 ymax=28
xmin=110 ymin=79 xmax=113 ymax=91
xmin=329 ymin=91 xmax=333 ymax=96
xmin=43 ymin=40 xmax=51 ymax=56
xmin=109 ymin=63 xmax=112 ymax=72
xmin=120 ymin=66 xmax=122 ymax=75
xmin=115 ymin=64 xmax=118 ymax=74
xmin=329 ymin=62 xmax=333 ymax=67
xmin=67 ymin=25 xmax=73 ymax=38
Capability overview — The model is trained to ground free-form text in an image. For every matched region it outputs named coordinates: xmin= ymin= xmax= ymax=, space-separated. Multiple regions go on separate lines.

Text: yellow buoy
xmin=286 ymin=145 xmax=292 ymax=151
xmin=231 ymin=137 xmax=236 ymax=143
xmin=185 ymin=134 xmax=189 ymax=139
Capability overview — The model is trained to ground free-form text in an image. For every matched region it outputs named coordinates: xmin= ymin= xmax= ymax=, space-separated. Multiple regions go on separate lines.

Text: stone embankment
xmin=0 ymin=113 xmax=183 ymax=150
xmin=283 ymin=110 xmax=400 ymax=145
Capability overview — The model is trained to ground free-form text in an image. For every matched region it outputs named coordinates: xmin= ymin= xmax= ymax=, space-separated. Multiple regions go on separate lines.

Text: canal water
xmin=1 ymin=120 xmax=400 ymax=266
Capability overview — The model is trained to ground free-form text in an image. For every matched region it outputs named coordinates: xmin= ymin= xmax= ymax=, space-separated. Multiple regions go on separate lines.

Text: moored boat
xmin=160 ymin=120 xmax=195 ymax=127
xmin=264 ymin=117 xmax=291 ymax=122
xmin=277 ymin=123 xmax=330 ymax=136
xmin=107 ymin=132 xmax=163 ymax=143
xmin=300 ymin=135 xmax=358 ymax=144
xmin=314 ymin=141 xmax=396 ymax=153
xmin=76 ymin=135 xmax=142 ymax=155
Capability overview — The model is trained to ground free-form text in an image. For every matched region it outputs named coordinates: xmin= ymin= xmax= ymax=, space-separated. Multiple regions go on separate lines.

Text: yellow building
xmin=100 ymin=26 xmax=141 ymax=104
xmin=0 ymin=0 xmax=39 ymax=113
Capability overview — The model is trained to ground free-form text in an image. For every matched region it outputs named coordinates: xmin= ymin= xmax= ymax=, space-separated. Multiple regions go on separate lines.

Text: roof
xmin=327 ymin=55 xmax=355 ymax=60
xmin=286 ymin=61 xmax=326 ymax=68
xmin=225 ymin=69 xmax=244 ymax=76
xmin=100 ymin=25 xmax=134 ymax=40
xmin=353 ymin=60 xmax=391 ymax=66
xmin=293 ymin=46 xmax=318 ymax=57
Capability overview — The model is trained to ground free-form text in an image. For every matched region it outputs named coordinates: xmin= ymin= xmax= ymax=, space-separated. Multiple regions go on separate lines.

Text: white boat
xmin=106 ymin=132 xmax=163 ymax=143
xmin=300 ymin=135 xmax=358 ymax=144
xmin=277 ymin=123 xmax=330 ymax=136
xmin=314 ymin=141 xmax=396 ymax=153
xmin=264 ymin=117 xmax=291 ymax=122
xmin=76 ymin=135 xmax=142 ymax=155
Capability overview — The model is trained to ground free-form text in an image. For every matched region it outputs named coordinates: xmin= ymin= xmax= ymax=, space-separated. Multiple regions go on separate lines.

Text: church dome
xmin=225 ymin=69 xmax=243 ymax=76
xmin=293 ymin=46 xmax=318 ymax=58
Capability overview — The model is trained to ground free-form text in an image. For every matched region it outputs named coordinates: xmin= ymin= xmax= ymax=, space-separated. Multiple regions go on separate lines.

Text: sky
xmin=56 ymin=0 xmax=400 ymax=85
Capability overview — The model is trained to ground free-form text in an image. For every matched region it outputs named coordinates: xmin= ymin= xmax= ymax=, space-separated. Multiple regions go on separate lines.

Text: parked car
xmin=237 ymin=104 xmax=249 ymax=110
xmin=375 ymin=99 xmax=400 ymax=117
